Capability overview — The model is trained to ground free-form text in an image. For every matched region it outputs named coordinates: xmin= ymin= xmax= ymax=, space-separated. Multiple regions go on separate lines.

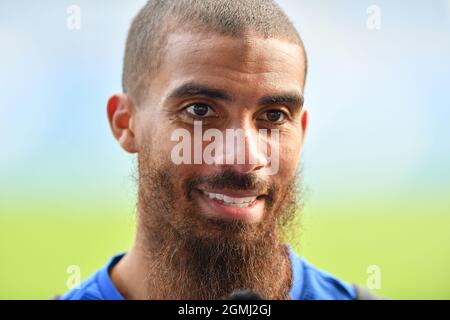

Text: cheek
xmin=277 ymin=133 xmax=302 ymax=175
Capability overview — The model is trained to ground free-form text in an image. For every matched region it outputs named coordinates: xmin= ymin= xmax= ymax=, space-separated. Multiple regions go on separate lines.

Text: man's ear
xmin=107 ymin=93 xmax=137 ymax=153
xmin=300 ymin=107 xmax=308 ymax=148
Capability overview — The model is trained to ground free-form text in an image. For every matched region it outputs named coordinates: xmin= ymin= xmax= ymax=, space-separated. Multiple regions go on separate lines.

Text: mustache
xmin=184 ymin=170 xmax=275 ymax=200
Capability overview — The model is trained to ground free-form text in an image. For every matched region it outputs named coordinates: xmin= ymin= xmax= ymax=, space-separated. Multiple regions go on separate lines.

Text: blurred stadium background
xmin=1 ymin=0 xmax=449 ymax=299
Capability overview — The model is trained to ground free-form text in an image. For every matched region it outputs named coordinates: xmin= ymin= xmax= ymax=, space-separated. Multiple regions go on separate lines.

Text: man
xmin=60 ymin=0 xmax=373 ymax=300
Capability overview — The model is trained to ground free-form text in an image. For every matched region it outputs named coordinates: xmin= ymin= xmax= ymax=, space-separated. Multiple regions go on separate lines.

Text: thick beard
xmin=136 ymin=152 xmax=302 ymax=300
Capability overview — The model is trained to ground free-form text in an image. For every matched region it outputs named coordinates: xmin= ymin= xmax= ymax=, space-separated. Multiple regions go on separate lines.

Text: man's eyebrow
xmin=166 ymin=82 xmax=233 ymax=101
xmin=258 ymin=92 xmax=304 ymax=110
xmin=166 ymin=82 xmax=304 ymax=110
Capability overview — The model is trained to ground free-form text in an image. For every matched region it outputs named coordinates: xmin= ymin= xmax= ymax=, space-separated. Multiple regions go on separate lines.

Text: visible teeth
xmin=241 ymin=196 xmax=255 ymax=203
xmin=204 ymin=191 xmax=257 ymax=206
xmin=222 ymin=195 xmax=234 ymax=203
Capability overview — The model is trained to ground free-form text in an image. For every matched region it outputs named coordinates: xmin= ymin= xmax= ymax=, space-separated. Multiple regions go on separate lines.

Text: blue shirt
xmin=60 ymin=247 xmax=356 ymax=300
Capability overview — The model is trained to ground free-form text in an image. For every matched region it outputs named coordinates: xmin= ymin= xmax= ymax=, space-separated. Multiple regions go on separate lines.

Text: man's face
xmin=124 ymin=32 xmax=307 ymax=241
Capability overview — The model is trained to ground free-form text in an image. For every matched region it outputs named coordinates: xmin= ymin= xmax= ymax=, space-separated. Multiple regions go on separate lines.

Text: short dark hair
xmin=123 ymin=0 xmax=307 ymax=105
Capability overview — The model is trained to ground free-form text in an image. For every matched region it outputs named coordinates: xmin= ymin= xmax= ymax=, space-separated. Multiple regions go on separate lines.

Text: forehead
xmin=152 ymin=32 xmax=306 ymax=99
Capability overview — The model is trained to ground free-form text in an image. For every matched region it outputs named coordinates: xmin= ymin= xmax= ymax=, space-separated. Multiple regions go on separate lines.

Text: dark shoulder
xmin=288 ymin=248 xmax=357 ymax=300
xmin=58 ymin=271 xmax=105 ymax=300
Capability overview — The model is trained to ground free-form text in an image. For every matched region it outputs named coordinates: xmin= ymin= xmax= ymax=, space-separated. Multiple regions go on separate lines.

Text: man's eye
xmin=184 ymin=103 xmax=217 ymax=118
xmin=259 ymin=110 xmax=287 ymax=123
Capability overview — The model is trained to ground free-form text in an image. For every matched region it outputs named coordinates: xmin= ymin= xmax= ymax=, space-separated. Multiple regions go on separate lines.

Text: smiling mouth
xmin=202 ymin=191 xmax=258 ymax=208
xmin=195 ymin=189 xmax=266 ymax=222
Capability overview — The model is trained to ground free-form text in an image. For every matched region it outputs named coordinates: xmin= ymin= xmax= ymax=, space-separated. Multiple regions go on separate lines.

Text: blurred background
xmin=1 ymin=0 xmax=449 ymax=299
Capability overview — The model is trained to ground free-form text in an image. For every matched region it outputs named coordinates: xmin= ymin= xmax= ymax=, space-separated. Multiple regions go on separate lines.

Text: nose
xmin=212 ymin=121 xmax=270 ymax=174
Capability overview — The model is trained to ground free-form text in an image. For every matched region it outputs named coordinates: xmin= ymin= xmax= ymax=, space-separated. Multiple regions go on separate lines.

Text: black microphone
xmin=227 ymin=289 xmax=265 ymax=300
